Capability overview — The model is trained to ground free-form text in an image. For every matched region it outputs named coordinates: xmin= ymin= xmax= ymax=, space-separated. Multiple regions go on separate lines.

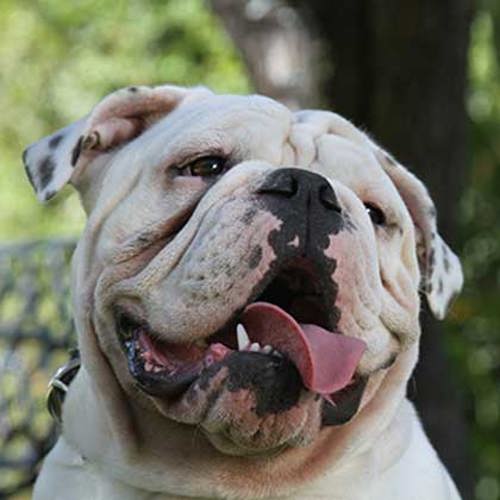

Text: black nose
xmin=257 ymin=168 xmax=341 ymax=213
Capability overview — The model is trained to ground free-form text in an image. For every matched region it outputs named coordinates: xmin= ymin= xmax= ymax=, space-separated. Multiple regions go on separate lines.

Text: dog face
xmin=23 ymin=85 xmax=463 ymax=457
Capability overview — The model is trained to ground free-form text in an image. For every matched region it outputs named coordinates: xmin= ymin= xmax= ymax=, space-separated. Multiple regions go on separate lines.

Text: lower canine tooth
xmin=237 ymin=324 xmax=250 ymax=351
xmin=249 ymin=342 xmax=261 ymax=352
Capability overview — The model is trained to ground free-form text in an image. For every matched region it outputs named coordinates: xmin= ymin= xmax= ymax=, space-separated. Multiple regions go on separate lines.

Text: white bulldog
xmin=23 ymin=85 xmax=463 ymax=499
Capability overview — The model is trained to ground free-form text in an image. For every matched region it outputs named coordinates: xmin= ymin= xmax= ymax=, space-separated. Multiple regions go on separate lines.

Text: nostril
xmin=258 ymin=169 xmax=341 ymax=213
xmin=258 ymin=172 xmax=298 ymax=198
xmin=319 ymin=184 xmax=342 ymax=213
xmin=288 ymin=177 xmax=299 ymax=197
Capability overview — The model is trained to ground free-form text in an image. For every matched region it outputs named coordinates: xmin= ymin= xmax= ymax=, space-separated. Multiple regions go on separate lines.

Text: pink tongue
xmin=241 ymin=302 xmax=366 ymax=395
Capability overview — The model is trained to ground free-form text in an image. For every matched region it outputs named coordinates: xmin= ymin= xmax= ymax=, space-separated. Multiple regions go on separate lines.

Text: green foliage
xmin=445 ymin=4 xmax=500 ymax=499
xmin=0 ymin=0 xmax=249 ymax=240
xmin=0 ymin=241 xmax=75 ymax=498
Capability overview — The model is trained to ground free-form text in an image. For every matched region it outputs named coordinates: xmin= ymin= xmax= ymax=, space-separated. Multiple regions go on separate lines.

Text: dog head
xmin=24 ymin=85 xmax=462 ymax=458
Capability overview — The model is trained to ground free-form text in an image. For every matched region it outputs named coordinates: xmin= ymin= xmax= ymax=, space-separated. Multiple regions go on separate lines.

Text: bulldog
xmin=23 ymin=84 xmax=463 ymax=499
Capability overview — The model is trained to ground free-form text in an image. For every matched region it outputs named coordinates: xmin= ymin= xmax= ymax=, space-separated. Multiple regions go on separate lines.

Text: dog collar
xmin=47 ymin=349 xmax=81 ymax=424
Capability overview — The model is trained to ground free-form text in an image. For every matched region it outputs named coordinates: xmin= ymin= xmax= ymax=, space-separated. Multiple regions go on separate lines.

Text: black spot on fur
xmin=38 ymin=156 xmax=56 ymax=190
xmin=443 ymin=255 xmax=451 ymax=273
xmin=48 ymin=134 xmax=63 ymax=149
xmin=342 ymin=213 xmax=357 ymax=232
xmin=44 ymin=190 xmax=56 ymax=201
xmin=241 ymin=207 xmax=257 ymax=225
xmin=428 ymin=205 xmax=437 ymax=219
xmin=442 ymin=244 xmax=451 ymax=273
xmin=428 ymin=248 xmax=435 ymax=271
xmin=224 ymin=351 xmax=303 ymax=417
xmin=24 ymin=164 xmax=34 ymax=188
xmin=23 ymin=150 xmax=35 ymax=188
xmin=71 ymin=136 xmax=84 ymax=166
xmin=438 ymin=279 xmax=444 ymax=294
xmin=248 ymin=245 xmax=262 ymax=269
xmin=128 ymin=86 xmax=138 ymax=92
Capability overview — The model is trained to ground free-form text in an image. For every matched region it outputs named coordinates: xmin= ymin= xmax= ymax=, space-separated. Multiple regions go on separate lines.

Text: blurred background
xmin=0 ymin=1 xmax=498 ymax=499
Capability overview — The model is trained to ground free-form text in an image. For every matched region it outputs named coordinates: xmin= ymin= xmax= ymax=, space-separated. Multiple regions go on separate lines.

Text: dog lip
xmin=114 ymin=305 xmax=365 ymax=402
xmin=115 ymin=310 xmax=234 ymax=399
xmin=321 ymin=376 xmax=367 ymax=426
xmin=126 ymin=341 xmax=200 ymax=399
xmin=114 ymin=308 xmax=370 ymax=428
xmin=115 ymin=309 xmax=290 ymax=400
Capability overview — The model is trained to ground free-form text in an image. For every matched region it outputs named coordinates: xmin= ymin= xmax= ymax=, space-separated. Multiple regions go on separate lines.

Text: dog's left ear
xmin=374 ymin=149 xmax=463 ymax=319
xmin=23 ymin=84 xmax=210 ymax=202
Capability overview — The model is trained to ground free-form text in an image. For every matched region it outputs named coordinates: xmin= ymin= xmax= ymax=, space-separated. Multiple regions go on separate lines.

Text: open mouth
xmin=116 ymin=260 xmax=367 ymax=422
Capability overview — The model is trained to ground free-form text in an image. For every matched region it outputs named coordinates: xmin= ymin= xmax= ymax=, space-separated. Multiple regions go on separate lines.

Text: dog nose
xmin=257 ymin=168 xmax=341 ymax=213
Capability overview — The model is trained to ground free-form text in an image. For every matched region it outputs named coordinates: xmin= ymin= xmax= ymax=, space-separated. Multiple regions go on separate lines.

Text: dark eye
xmin=364 ymin=203 xmax=386 ymax=225
xmin=181 ymin=156 xmax=227 ymax=177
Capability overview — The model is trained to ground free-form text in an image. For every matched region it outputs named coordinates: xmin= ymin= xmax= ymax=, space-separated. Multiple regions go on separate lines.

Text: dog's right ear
xmin=22 ymin=84 xmax=211 ymax=202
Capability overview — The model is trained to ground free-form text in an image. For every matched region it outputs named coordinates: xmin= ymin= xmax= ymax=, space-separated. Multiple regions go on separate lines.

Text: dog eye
xmin=364 ymin=203 xmax=386 ymax=225
xmin=181 ymin=156 xmax=227 ymax=177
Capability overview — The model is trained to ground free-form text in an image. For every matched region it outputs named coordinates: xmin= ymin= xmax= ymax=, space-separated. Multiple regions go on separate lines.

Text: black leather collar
xmin=46 ymin=348 xmax=81 ymax=424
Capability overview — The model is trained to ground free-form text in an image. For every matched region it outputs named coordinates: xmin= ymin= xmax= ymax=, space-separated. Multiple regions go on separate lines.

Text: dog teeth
xmin=236 ymin=325 xmax=281 ymax=356
xmin=237 ymin=324 xmax=250 ymax=351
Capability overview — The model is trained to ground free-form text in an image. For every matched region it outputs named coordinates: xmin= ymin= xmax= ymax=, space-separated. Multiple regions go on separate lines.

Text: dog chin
xmin=202 ymin=430 xmax=294 ymax=457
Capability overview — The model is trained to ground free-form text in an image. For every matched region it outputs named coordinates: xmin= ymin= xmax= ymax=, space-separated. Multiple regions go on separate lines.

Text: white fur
xmin=26 ymin=85 xmax=463 ymax=500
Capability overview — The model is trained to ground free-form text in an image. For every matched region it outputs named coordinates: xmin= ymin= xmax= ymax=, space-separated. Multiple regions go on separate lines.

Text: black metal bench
xmin=0 ymin=240 xmax=76 ymax=498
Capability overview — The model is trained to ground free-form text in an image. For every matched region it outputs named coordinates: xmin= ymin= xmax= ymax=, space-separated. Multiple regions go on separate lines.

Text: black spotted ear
xmin=22 ymin=84 xmax=211 ymax=202
xmin=374 ymin=149 xmax=464 ymax=320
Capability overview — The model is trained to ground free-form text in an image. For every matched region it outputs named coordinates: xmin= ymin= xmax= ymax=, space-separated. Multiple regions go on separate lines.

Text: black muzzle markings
xmin=113 ymin=168 xmax=369 ymax=425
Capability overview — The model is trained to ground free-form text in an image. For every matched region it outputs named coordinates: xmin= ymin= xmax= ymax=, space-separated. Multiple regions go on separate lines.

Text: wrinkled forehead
xmin=145 ymin=94 xmax=293 ymax=165
xmin=139 ymin=93 xmax=395 ymax=197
